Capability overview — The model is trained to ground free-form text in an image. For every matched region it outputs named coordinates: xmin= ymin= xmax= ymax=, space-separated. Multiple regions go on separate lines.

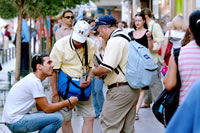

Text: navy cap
xmin=93 ymin=15 xmax=117 ymax=30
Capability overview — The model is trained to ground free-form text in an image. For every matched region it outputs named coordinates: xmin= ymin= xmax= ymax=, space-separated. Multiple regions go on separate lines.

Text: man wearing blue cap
xmin=92 ymin=15 xmax=140 ymax=133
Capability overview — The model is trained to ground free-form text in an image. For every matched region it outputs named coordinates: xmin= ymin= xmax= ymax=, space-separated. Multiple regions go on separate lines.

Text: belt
xmin=108 ymin=82 xmax=129 ymax=89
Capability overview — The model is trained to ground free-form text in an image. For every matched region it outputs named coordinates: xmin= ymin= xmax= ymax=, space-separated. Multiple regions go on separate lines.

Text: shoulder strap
xmin=173 ymin=48 xmax=180 ymax=65
xmin=84 ymin=42 xmax=88 ymax=67
xmin=128 ymin=31 xmax=134 ymax=41
xmin=173 ymin=48 xmax=181 ymax=89
xmin=113 ymin=34 xmax=131 ymax=42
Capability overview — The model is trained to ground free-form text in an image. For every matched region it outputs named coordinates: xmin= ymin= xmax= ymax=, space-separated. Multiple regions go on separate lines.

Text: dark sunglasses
xmin=64 ymin=16 xmax=74 ymax=19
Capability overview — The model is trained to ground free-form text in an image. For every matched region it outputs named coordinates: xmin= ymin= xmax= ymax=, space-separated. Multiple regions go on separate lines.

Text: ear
xmin=36 ymin=64 xmax=42 ymax=71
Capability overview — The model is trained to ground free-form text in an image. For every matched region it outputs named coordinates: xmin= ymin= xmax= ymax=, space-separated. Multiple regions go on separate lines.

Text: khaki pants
xmin=100 ymin=85 xmax=140 ymax=133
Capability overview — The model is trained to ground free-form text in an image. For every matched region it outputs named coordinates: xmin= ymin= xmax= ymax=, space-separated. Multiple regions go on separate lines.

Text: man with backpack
xmin=92 ymin=15 xmax=140 ymax=133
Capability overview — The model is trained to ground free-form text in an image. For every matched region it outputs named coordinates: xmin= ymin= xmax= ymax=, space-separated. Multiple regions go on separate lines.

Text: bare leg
xmin=136 ymin=90 xmax=145 ymax=114
xmin=62 ymin=120 xmax=73 ymax=133
xmin=82 ymin=117 xmax=95 ymax=133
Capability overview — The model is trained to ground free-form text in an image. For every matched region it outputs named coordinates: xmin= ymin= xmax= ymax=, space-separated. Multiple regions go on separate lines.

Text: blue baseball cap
xmin=92 ymin=15 xmax=117 ymax=30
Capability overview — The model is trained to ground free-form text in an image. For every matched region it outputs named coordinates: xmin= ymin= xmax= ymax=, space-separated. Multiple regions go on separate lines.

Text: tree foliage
xmin=0 ymin=0 xmax=95 ymax=81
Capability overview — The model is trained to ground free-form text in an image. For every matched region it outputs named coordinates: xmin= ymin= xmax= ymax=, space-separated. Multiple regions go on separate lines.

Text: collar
xmin=108 ymin=28 xmax=122 ymax=40
xmin=61 ymin=25 xmax=73 ymax=30
xmin=69 ymin=37 xmax=76 ymax=50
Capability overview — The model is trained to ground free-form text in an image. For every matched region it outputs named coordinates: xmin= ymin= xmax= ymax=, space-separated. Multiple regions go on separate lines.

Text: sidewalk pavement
xmin=0 ymin=58 xmax=164 ymax=133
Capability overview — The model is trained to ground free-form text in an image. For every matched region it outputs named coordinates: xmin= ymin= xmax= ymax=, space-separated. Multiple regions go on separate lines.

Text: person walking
xmin=88 ymin=19 xmax=105 ymax=118
xmin=128 ymin=12 xmax=153 ymax=120
xmin=50 ymin=20 xmax=96 ymax=133
xmin=161 ymin=15 xmax=187 ymax=65
xmin=140 ymin=8 xmax=164 ymax=108
xmin=21 ymin=14 xmax=30 ymax=76
xmin=164 ymin=10 xmax=200 ymax=105
xmin=2 ymin=54 xmax=78 ymax=133
xmin=55 ymin=10 xmax=74 ymax=41
xmin=92 ymin=15 xmax=140 ymax=133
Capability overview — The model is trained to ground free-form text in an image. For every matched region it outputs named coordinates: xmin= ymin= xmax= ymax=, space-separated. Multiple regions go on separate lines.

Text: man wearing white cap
xmin=50 ymin=20 xmax=96 ymax=133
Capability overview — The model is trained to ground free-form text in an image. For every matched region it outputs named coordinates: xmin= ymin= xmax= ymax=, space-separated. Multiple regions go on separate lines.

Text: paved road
xmin=0 ymin=107 xmax=164 ymax=133
xmin=0 ymin=59 xmax=164 ymax=133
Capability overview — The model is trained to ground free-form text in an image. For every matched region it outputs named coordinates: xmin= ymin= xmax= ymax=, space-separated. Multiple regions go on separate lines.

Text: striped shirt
xmin=178 ymin=40 xmax=200 ymax=104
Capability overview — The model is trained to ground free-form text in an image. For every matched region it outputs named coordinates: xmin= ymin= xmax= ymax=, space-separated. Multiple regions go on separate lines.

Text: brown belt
xmin=108 ymin=82 xmax=129 ymax=89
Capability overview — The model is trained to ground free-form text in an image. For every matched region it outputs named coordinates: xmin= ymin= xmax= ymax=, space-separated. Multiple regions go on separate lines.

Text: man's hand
xmin=67 ymin=96 xmax=79 ymax=109
xmin=80 ymin=80 xmax=90 ymax=88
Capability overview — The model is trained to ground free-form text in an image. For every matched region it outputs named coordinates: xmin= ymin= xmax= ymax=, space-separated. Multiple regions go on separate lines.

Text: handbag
xmin=158 ymin=31 xmax=172 ymax=65
xmin=58 ymin=70 xmax=91 ymax=101
xmin=152 ymin=48 xmax=181 ymax=127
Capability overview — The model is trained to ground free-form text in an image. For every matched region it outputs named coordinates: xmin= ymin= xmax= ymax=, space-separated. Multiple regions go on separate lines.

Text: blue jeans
xmin=7 ymin=112 xmax=63 ymax=133
xmin=92 ymin=77 xmax=104 ymax=116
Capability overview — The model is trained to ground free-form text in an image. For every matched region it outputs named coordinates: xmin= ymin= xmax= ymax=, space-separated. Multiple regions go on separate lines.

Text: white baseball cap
xmin=72 ymin=20 xmax=91 ymax=43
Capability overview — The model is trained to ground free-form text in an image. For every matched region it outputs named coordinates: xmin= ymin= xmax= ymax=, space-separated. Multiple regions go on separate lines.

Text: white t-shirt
xmin=165 ymin=30 xmax=185 ymax=49
xmin=2 ymin=73 xmax=46 ymax=124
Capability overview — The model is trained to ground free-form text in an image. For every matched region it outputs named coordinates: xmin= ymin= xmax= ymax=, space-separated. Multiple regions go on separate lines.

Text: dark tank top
xmin=128 ymin=30 xmax=148 ymax=48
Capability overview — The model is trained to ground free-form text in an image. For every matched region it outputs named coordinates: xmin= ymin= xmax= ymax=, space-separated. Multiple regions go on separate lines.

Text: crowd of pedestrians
xmin=1 ymin=8 xmax=200 ymax=133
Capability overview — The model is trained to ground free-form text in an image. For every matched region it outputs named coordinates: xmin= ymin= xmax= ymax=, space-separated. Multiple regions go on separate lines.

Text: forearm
xmin=50 ymin=70 xmax=58 ymax=96
xmin=161 ymin=38 xmax=169 ymax=59
xmin=148 ymin=39 xmax=153 ymax=50
xmin=42 ymin=99 xmax=70 ymax=113
xmin=87 ymin=68 xmax=94 ymax=81
xmin=92 ymin=66 xmax=110 ymax=77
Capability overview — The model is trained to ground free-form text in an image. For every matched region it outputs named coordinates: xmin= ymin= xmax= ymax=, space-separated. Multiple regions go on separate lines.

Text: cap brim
xmin=71 ymin=34 xmax=87 ymax=43
xmin=92 ymin=21 xmax=105 ymax=31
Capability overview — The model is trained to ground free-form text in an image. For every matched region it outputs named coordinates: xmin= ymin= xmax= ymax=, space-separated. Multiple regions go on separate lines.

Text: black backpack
xmin=152 ymin=48 xmax=181 ymax=127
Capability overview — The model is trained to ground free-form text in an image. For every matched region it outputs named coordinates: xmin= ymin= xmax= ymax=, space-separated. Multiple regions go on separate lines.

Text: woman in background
xmin=128 ymin=12 xmax=153 ymax=120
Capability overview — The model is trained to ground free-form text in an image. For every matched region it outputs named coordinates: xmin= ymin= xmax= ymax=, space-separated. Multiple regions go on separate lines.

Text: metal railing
xmin=0 ymin=46 xmax=15 ymax=65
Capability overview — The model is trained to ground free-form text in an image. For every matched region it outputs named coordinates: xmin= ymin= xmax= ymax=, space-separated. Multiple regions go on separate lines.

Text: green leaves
xmin=0 ymin=0 xmax=92 ymax=19
xmin=0 ymin=1 xmax=17 ymax=19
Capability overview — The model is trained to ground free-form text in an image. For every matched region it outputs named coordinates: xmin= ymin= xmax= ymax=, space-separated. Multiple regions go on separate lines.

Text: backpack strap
xmin=112 ymin=33 xmax=130 ymax=75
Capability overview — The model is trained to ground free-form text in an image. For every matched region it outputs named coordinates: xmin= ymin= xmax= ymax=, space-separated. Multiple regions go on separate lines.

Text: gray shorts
xmin=60 ymin=97 xmax=96 ymax=121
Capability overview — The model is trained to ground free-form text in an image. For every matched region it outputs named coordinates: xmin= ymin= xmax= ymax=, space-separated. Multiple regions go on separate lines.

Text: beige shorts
xmin=60 ymin=97 xmax=96 ymax=121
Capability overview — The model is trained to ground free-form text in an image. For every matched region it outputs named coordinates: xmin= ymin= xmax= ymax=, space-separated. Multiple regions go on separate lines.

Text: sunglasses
xmin=64 ymin=16 xmax=74 ymax=19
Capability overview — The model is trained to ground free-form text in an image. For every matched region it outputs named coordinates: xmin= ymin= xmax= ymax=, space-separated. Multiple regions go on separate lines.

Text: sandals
xmin=140 ymin=104 xmax=150 ymax=108
xmin=135 ymin=113 xmax=139 ymax=120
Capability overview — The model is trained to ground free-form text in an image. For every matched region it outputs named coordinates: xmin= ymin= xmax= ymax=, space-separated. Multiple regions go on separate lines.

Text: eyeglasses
xmin=64 ymin=16 xmax=74 ymax=19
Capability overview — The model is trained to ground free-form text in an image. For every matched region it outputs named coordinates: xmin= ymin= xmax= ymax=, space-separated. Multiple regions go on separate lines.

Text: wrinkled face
xmin=63 ymin=12 xmax=74 ymax=26
xmin=39 ymin=57 xmax=53 ymax=76
xmin=97 ymin=25 xmax=108 ymax=40
xmin=135 ymin=16 xmax=145 ymax=29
